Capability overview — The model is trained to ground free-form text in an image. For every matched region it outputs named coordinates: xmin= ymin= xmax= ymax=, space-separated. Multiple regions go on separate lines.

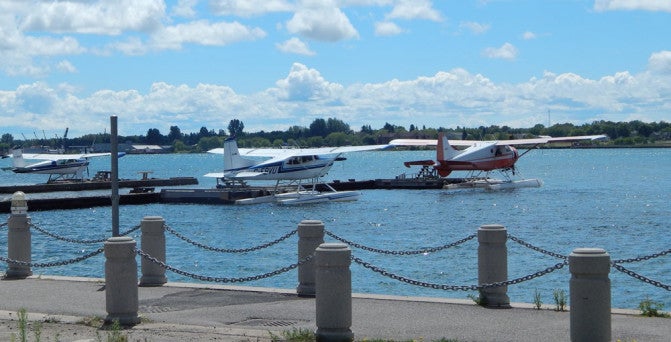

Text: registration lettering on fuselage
xmin=255 ymin=165 xmax=280 ymax=174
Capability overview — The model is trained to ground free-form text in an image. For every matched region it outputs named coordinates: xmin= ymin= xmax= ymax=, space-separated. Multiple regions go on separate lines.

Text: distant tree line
xmin=1 ymin=119 xmax=670 ymax=154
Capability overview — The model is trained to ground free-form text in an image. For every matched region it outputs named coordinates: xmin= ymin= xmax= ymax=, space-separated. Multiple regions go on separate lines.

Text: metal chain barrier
xmin=351 ymin=254 xmax=567 ymax=291
xmin=0 ymin=222 xmax=7 ymax=228
xmin=507 ymin=234 xmax=568 ymax=260
xmin=0 ymin=247 xmax=104 ymax=268
xmin=136 ymin=248 xmax=310 ymax=283
xmin=164 ymin=224 xmax=297 ymax=253
xmin=611 ymin=248 xmax=671 ymax=264
xmin=30 ymin=223 xmax=141 ymax=244
xmin=325 ymin=230 xmax=477 ymax=255
xmin=611 ymin=263 xmax=671 ymax=291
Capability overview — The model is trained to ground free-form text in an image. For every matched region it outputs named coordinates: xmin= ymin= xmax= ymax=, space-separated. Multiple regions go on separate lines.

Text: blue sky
xmin=1 ymin=0 xmax=670 ymax=138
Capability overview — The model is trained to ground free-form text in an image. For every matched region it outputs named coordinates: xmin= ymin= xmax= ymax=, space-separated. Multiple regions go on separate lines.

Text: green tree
xmin=197 ymin=136 xmax=222 ymax=152
xmin=168 ymin=126 xmax=182 ymax=143
xmin=146 ymin=128 xmax=164 ymax=144
xmin=173 ymin=140 xmax=191 ymax=153
xmin=1 ymin=133 xmax=14 ymax=145
xmin=326 ymin=118 xmax=350 ymax=134
xmin=228 ymin=119 xmax=244 ymax=137
xmin=324 ymin=132 xmax=350 ymax=146
xmin=309 ymin=118 xmax=328 ymax=137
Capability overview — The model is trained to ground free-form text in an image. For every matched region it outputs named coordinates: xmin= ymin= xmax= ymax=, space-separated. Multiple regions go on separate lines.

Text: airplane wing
xmin=19 ymin=152 xmax=124 ymax=160
xmin=491 ymin=135 xmax=608 ymax=146
xmin=389 ymin=139 xmax=476 ymax=147
xmin=390 ymin=135 xmax=607 ymax=147
xmin=207 ymin=144 xmax=391 ymax=157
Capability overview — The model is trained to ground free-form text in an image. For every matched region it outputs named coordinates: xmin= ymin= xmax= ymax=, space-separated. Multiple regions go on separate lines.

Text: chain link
xmin=0 ymin=247 xmax=104 ymax=268
xmin=0 ymin=222 xmax=7 ymax=228
xmin=352 ymin=254 xmax=567 ymax=291
xmin=611 ymin=263 xmax=671 ymax=291
xmin=136 ymin=248 xmax=310 ymax=283
xmin=507 ymin=234 xmax=568 ymax=260
xmin=29 ymin=223 xmax=141 ymax=244
xmin=164 ymin=224 xmax=297 ymax=253
xmin=612 ymin=248 xmax=671 ymax=264
xmin=326 ymin=230 xmax=476 ymax=255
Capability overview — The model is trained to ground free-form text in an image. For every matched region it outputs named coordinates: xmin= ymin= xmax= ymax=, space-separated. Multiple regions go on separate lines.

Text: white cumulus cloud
xmin=274 ymin=63 xmax=344 ymax=101
xmin=151 ymin=20 xmax=266 ymax=50
xmin=374 ymin=21 xmax=403 ymax=36
xmin=276 ymin=37 xmax=316 ymax=55
xmin=210 ymin=0 xmax=294 ymax=17
xmin=648 ymin=50 xmax=671 ymax=73
xmin=594 ymin=0 xmax=671 ymax=12
xmin=483 ymin=42 xmax=518 ymax=60
xmin=19 ymin=0 xmax=166 ymax=35
xmin=386 ymin=0 xmax=442 ymax=21
xmin=459 ymin=21 xmax=490 ymax=35
xmin=522 ymin=31 xmax=537 ymax=40
xmin=286 ymin=5 xmax=359 ymax=42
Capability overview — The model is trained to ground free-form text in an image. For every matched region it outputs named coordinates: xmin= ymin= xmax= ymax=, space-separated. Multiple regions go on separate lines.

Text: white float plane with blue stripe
xmin=205 ymin=137 xmax=390 ymax=204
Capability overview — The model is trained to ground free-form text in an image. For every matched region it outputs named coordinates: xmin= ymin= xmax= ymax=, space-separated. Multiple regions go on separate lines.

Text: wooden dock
xmin=0 ymin=176 xmax=198 ymax=194
xmin=0 ymin=177 xmax=468 ymax=212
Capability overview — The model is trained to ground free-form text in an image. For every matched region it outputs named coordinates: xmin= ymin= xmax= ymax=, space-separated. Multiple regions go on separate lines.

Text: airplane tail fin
xmin=11 ymin=149 xmax=26 ymax=168
xmin=437 ymin=132 xmax=460 ymax=161
xmin=223 ymin=138 xmax=256 ymax=172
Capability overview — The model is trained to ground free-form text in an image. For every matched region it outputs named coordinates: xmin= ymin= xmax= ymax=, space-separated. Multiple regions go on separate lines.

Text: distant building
xmin=91 ymin=143 xmax=172 ymax=153
xmin=128 ymin=145 xmax=172 ymax=154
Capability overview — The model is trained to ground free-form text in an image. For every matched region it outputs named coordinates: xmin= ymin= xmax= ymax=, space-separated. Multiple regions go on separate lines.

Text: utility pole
xmin=111 ymin=116 xmax=119 ymax=237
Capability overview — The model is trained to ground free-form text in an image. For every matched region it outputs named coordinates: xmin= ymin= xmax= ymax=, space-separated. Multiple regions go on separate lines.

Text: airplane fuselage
xmin=435 ymin=142 xmax=519 ymax=176
xmin=227 ymin=155 xmax=335 ymax=180
xmin=12 ymin=158 xmax=89 ymax=175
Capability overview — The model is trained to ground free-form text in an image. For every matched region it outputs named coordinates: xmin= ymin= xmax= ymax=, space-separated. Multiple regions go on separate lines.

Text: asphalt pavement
xmin=0 ymin=275 xmax=668 ymax=341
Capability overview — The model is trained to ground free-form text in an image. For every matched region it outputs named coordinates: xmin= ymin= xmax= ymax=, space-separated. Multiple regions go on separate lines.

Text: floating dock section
xmin=0 ymin=176 xmax=198 ymax=194
xmin=0 ymin=177 xmax=471 ymax=212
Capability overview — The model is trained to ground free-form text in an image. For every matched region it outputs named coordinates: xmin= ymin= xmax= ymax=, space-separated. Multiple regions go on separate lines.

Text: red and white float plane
xmin=390 ymin=133 xmax=607 ymax=189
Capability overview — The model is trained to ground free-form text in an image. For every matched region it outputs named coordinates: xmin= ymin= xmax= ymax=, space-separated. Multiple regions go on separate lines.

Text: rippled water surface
xmin=1 ymin=148 xmax=669 ymax=309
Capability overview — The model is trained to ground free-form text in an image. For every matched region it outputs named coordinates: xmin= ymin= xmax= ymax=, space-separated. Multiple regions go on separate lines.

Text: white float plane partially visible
xmin=6 ymin=149 xmax=125 ymax=182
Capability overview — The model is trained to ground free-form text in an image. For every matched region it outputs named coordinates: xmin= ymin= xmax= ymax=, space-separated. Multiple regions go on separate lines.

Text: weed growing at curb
xmin=269 ymin=328 xmax=314 ymax=342
xmin=638 ymin=297 xmax=670 ymax=318
xmin=11 ymin=308 xmax=41 ymax=342
xmin=533 ymin=289 xmax=542 ymax=310
xmin=553 ymin=289 xmax=566 ymax=312
xmin=466 ymin=293 xmax=487 ymax=306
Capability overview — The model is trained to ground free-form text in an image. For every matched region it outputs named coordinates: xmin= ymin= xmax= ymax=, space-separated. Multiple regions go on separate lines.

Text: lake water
xmin=1 ymin=148 xmax=669 ymax=310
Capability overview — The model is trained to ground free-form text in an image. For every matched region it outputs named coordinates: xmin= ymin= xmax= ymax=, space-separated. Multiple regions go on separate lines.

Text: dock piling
xmin=5 ymin=191 xmax=32 ymax=279
xmin=477 ymin=224 xmax=510 ymax=308
xmin=297 ymin=220 xmax=325 ymax=297
xmin=139 ymin=216 xmax=167 ymax=286
xmin=315 ymin=242 xmax=353 ymax=342
xmin=104 ymin=236 xmax=140 ymax=325
xmin=569 ymin=248 xmax=611 ymax=342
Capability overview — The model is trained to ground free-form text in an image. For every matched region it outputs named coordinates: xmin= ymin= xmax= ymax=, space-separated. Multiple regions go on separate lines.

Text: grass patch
xmin=269 ymin=328 xmax=314 ymax=342
xmin=532 ymin=289 xmax=543 ymax=310
xmin=638 ymin=297 xmax=670 ymax=318
xmin=553 ymin=289 xmax=566 ymax=312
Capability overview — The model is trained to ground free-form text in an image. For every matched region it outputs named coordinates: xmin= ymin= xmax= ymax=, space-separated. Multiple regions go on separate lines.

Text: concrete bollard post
xmin=297 ymin=220 xmax=325 ymax=297
xmin=6 ymin=191 xmax=32 ymax=279
xmin=477 ymin=224 xmax=510 ymax=308
xmin=569 ymin=248 xmax=611 ymax=342
xmin=139 ymin=216 xmax=167 ymax=286
xmin=104 ymin=236 xmax=140 ymax=325
xmin=315 ymin=243 xmax=353 ymax=342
